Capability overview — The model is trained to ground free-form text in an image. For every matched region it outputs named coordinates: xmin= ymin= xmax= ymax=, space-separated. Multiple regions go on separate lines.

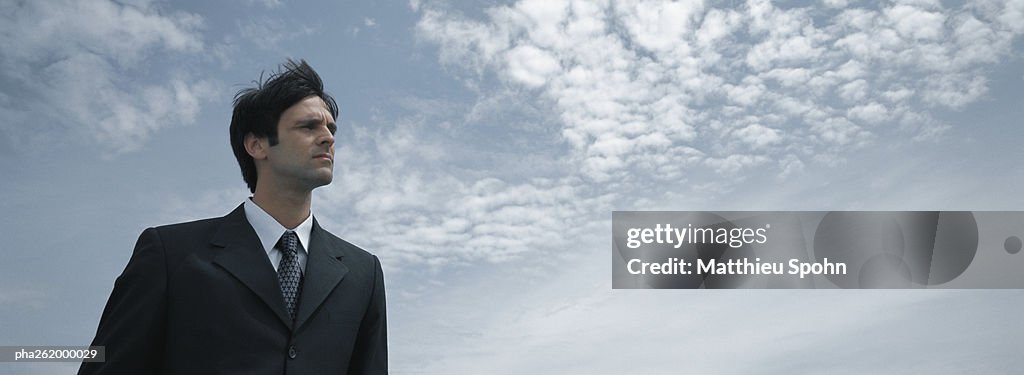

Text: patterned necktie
xmin=277 ymin=231 xmax=303 ymax=321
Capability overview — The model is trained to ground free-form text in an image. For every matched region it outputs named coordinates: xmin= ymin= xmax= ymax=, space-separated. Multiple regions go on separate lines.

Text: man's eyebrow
xmin=294 ymin=117 xmax=337 ymax=133
xmin=294 ymin=117 xmax=325 ymax=126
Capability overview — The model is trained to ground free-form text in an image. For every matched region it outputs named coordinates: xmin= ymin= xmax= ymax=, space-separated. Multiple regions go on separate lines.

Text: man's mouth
xmin=314 ymin=153 xmax=333 ymax=162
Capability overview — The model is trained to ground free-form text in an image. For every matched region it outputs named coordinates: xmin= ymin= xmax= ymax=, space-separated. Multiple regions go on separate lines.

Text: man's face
xmin=263 ymin=96 xmax=337 ymax=191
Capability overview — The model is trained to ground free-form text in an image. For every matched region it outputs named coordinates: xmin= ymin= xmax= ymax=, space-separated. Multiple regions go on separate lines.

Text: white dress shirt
xmin=243 ymin=198 xmax=313 ymax=273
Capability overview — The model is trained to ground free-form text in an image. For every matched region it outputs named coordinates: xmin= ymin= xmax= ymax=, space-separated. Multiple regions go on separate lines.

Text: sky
xmin=1 ymin=0 xmax=1023 ymax=373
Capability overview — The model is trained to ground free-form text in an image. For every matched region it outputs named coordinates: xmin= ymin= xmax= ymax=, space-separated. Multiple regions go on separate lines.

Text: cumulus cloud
xmin=0 ymin=0 xmax=216 ymax=154
xmin=847 ymin=102 xmax=890 ymax=125
xmin=506 ymin=45 xmax=562 ymax=88
xmin=734 ymin=123 xmax=782 ymax=148
xmin=234 ymin=0 xmax=1022 ymax=270
xmin=316 ymin=115 xmax=611 ymax=268
xmin=417 ymin=0 xmax=1024 ymax=183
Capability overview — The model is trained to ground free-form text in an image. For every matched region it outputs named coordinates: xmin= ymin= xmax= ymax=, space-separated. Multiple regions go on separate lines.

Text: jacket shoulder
xmin=150 ymin=216 xmax=224 ymax=238
xmin=318 ymin=228 xmax=377 ymax=260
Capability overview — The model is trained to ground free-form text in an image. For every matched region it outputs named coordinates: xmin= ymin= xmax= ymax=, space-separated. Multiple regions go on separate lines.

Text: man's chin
xmin=297 ymin=172 xmax=333 ymax=190
xmin=313 ymin=174 xmax=333 ymax=188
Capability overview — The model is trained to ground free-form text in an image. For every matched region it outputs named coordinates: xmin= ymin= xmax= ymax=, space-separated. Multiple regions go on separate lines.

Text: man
xmin=79 ymin=59 xmax=387 ymax=374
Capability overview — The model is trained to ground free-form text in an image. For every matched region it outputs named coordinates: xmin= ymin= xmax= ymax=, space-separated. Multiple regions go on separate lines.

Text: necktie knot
xmin=279 ymin=231 xmax=299 ymax=256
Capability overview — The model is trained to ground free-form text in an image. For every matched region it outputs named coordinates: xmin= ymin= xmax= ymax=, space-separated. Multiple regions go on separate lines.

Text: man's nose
xmin=318 ymin=127 xmax=334 ymax=146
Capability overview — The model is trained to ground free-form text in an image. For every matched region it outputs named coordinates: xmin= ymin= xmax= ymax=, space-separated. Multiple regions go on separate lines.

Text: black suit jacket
xmin=79 ymin=204 xmax=387 ymax=374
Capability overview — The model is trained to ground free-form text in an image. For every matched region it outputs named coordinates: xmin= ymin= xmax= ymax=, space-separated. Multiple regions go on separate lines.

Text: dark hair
xmin=229 ymin=59 xmax=339 ymax=193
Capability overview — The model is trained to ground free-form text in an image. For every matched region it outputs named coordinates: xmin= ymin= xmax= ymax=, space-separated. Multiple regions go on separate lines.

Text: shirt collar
xmin=243 ymin=198 xmax=313 ymax=255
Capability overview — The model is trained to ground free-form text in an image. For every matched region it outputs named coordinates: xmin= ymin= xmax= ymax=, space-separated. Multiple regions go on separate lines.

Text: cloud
xmin=734 ymin=123 xmax=782 ymax=148
xmin=847 ymin=102 xmax=890 ymax=125
xmin=616 ymin=0 xmax=705 ymax=53
xmin=395 ymin=247 xmax=1024 ymax=374
xmin=159 ymin=187 xmax=253 ymax=224
xmin=328 ymin=171 xmax=609 ymax=269
xmin=316 ymin=113 xmax=612 ymax=268
xmin=311 ymin=0 xmax=1020 ymax=271
xmin=0 ymin=0 xmax=203 ymax=64
xmin=824 ymin=0 xmax=849 ymax=8
xmin=242 ymin=0 xmax=283 ymax=8
xmin=0 ymin=287 xmax=47 ymax=310
xmin=238 ymin=16 xmax=317 ymax=49
xmin=0 ymin=0 xmax=215 ymax=154
xmin=417 ymin=0 xmax=1024 ymax=184
xmin=886 ymin=4 xmax=946 ymax=41
xmin=157 ymin=0 xmax=1024 ymax=274
xmin=506 ymin=45 xmax=562 ymax=88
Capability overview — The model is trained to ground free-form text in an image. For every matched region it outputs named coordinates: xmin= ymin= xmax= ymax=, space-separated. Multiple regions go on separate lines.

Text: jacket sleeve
xmin=347 ymin=255 xmax=388 ymax=375
xmin=78 ymin=227 xmax=168 ymax=375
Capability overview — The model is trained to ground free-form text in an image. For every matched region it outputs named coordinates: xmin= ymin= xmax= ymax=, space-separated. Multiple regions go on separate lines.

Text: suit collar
xmin=209 ymin=204 xmax=350 ymax=332
xmin=294 ymin=217 xmax=349 ymax=331
xmin=242 ymin=198 xmax=314 ymax=259
xmin=210 ymin=204 xmax=293 ymax=328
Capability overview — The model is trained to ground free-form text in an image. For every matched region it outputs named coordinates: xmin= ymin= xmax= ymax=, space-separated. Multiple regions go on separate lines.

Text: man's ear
xmin=244 ymin=133 xmax=269 ymax=160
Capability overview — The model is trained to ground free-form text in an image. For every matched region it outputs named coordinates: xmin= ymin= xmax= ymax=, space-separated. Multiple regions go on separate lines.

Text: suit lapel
xmin=294 ymin=217 xmax=349 ymax=331
xmin=210 ymin=205 xmax=292 ymax=328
